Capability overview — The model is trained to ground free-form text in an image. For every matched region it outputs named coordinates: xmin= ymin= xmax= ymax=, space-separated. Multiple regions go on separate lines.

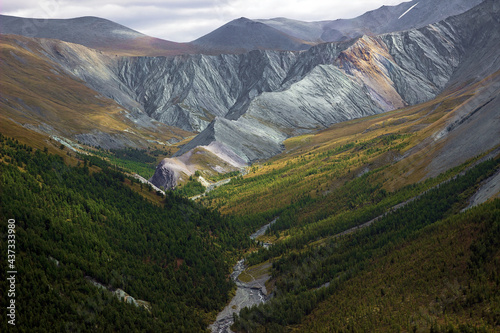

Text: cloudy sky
xmin=1 ymin=0 xmax=406 ymax=42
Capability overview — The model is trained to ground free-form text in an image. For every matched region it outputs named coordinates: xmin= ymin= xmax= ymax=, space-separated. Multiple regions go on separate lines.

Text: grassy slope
xmin=0 ymin=34 xmax=191 ymax=148
xmin=232 ymin=159 xmax=500 ymax=332
xmin=0 ymin=115 xmax=77 ymax=163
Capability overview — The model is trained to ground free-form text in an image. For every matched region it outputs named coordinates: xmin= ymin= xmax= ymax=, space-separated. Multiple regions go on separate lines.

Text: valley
xmin=0 ymin=0 xmax=499 ymax=332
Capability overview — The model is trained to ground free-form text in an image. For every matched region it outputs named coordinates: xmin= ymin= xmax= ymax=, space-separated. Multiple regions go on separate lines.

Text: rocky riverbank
xmin=209 ymin=218 xmax=277 ymax=333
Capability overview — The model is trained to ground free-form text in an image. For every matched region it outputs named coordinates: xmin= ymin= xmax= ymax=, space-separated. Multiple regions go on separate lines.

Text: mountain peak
xmin=235 ymin=17 xmax=253 ymax=22
xmin=192 ymin=17 xmax=312 ymax=53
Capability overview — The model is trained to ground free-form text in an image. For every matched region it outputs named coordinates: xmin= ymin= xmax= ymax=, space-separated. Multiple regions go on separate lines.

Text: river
xmin=209 ymin=218 xmax=277 ymax=333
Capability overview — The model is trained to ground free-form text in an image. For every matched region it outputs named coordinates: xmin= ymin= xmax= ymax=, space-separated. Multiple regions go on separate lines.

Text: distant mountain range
xmin=0 ymin=0 xmax=484 ymax=54
xmin=195 ymin=0 xmax=484 ymax=52
xmin=256 ymin=0 xmax=484 ymax=43
xmin=0 ymin=0 xmax=498 ymax=190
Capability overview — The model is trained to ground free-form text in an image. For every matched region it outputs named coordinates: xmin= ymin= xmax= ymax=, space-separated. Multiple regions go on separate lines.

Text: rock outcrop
xmin=149 ymin=159 xmax=184 ymax=190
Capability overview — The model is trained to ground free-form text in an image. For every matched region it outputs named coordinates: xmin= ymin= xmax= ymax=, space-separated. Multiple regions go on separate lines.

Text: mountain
xmin=257 ymin=0 xmax=485 ymax=42
xmin=1 ymin=2 xmax=499 ymax=332
xmin=191 ymin=17 xmax=313 ymax=53
xmin=0 ymin=15 xmax=198 ymax=56
xmin=167 ymin=0 xmax=499 ymax=167
xmin=0 ymin=34 xmax=192 ymax=150
xmin=1 ymin=0 xmax=483 ymax=57
xmin=1 ymin=0 xmax=498 ymax=190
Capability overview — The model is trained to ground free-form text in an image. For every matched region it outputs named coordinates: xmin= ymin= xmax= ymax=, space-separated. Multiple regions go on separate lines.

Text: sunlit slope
xmin=0 ymin=34 xmax=191 ymax=149
xmin=202 ymin=70 xmax=500 ymax=217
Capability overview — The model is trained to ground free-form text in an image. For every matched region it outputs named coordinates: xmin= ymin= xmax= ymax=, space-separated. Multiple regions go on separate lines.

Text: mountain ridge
xmin=257 ymin=0 xmax=484 ymax=43
xmin=0 ymin=0 xmax=498 ymax=190
xmin=0 ymin=14 xmax=199 ymax=56
xmin=0 ymin=0 xmax=484 ymax=55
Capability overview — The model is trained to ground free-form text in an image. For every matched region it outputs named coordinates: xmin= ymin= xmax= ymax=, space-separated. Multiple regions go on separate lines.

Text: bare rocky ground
xmin=465 ymin=169 xmax=500 ymax=210
xmin=209 ymin=260 xmax=271 ymax=333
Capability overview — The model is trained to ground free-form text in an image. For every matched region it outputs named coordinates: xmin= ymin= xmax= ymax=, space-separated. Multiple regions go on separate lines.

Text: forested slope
xmin=232 ymin=158 xmax=500 ymax=332
xmin=0 ymin=134 xmax=249 ymax=332
xmin=296 ymin=199 xmax=500 ymax=332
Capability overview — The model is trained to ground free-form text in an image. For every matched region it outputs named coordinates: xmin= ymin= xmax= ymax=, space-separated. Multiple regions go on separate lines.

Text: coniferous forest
xmin=233 ymin=159 xmax=500 ymax=332
xmin=0 ymin=131 xmax=499 ymax=332
xmin=0 ymin=134 xmax=253 ymax=332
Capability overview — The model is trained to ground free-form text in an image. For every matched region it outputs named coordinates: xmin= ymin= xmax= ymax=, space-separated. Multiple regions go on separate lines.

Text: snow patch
xmin=398 ymin=2 xmax=419 ymax=20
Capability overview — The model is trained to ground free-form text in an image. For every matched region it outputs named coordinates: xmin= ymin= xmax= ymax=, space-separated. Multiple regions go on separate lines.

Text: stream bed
xmin=209 ymin=218 xmax=277 ymax=333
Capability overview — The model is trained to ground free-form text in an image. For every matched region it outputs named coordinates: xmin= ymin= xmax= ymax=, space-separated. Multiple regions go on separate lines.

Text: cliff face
xmin=114 ymin=51 xmax=298 ymax=132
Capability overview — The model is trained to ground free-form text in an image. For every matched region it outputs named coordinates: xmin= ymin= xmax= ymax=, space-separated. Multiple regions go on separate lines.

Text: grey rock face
xmin=114 ymin=51 xmax=297 ymax=131
xmin=242 ymin=64 xmax=382 ymax=133
xmin=149 ymin=159 xmax=179 ymax=190
xmin=177 ymin=117 xmax=288 ymax=163
xmin=380 ymin=25 xmax=462 ymax=104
